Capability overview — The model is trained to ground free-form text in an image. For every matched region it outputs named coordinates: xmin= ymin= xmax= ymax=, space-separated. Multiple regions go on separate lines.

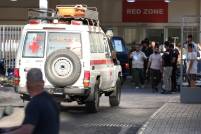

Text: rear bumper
xmin=16 ymin=86 xmax=90 ymax=96
xmin=48 ymin=86 xmax=90 ymax=96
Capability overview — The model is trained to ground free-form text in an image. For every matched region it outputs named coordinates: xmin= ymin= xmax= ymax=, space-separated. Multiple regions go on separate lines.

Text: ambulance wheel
xmin=45 ymin=49 xmax=81 ymax=87
xmin=109 ymin=78 xmax=121 ymax=106
xmin=86 ymin=80 xmax=100 ymax=113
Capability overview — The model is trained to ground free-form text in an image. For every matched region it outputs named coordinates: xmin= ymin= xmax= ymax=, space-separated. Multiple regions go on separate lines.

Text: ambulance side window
xmin=97 ymin=33 xmax=105 ymax=53
xmin=89 ymin=33 xmax=97 ymax=53
xmin=89 ymin=32 xmax=104 ymax=53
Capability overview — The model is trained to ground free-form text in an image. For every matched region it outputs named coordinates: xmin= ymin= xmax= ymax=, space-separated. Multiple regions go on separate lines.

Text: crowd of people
xmin=129 ymin=34 xmax=201 ymax=93
xmin=129 ymin=38 xmax=180 ymax=94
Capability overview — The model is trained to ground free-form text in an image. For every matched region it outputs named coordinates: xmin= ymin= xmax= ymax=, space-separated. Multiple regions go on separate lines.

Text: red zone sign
xmin=122 ymin=0 xmax=168 ymax=23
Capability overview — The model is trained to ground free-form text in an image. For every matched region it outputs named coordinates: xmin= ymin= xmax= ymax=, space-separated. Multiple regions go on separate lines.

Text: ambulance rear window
xmin=23 ymin=32 xmax=45 ymax=58
xmin=47 ymin=32 xmax=82 ymax=58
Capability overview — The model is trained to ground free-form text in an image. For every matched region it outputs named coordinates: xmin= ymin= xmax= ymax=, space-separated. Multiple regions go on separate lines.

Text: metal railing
xmin=0 ymin=25 xmax=24 ymax=75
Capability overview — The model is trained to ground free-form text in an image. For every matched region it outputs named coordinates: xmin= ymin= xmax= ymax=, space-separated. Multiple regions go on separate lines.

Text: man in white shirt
xmin=147 ymin=46 xmax=162 ymax=92
xmin=184 ymin=34 xmax=197 ymax=52
xmin=187 ymin=43 xmax=198 ymax=87
xmin=130 ymin=44 xmax=147 ymax=88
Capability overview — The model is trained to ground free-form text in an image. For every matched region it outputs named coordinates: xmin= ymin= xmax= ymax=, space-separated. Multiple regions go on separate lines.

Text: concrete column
xmin=137 ymin=26 xmax=144 ymax=43
xmin=164 ymin=27 xmax=168 ymax=42
xmin=39 ymin=0 xmax=48 ymax=8
xmin=117 ymin=26 xmax=124 ymax=37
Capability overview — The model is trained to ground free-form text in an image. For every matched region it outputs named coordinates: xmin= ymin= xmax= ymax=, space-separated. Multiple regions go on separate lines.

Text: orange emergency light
xmin=56 ymin=5 xmax=87 ymax=18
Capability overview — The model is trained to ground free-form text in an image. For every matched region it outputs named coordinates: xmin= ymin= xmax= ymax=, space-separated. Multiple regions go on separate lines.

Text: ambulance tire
xmin=45 ymin=49 xmax=81 ymax=87
xmin=86 ymin=80 xmax=100 ymax=113
xmin=109 ymin=77 xmax=121 ymax=107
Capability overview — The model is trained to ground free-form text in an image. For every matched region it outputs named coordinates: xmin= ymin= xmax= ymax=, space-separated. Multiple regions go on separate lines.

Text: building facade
xmin=1 ymin=0 xmax=201 ymax=46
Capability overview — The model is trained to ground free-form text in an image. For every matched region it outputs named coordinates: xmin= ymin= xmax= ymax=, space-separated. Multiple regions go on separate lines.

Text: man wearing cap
xmin=2 ymin=68 xmax=60 ymax=134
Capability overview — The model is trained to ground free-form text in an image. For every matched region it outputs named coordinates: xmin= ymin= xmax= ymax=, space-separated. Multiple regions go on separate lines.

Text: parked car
xmin=111 ymin=36 xmax=130 ymax=80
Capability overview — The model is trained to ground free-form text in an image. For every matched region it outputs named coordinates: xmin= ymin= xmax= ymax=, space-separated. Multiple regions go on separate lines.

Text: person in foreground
xmin=1 ymin=68 xmax=60 ymax=134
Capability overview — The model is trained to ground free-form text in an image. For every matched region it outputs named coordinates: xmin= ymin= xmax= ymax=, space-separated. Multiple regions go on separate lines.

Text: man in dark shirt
xmin=162 ymin=41 xmax=173 ymax=94
xmin=141 ymin=39 xmax=153 ymax=83
xmin=170 ymin=44 xmax=179 ymax=92
xmin=3 ymin=68 xmax=59 ymax=134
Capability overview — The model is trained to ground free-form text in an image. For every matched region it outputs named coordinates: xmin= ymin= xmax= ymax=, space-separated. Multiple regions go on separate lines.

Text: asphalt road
xmin=0 ymin=79 xmax=178 ymax=134
xmin=59 ymin=80 xmax=178 ymax=134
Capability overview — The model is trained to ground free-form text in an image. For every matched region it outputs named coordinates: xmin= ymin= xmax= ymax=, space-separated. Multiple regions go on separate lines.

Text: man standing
xmin=3 ymin=68 xmax=60 ymax=134
xmin=170 ymin=44 xmax=179 ymax=92
xmin=187 ymin=43 xmax=198 ymax=87
xmin=141 ymin=39 xmax=152 ymax=83
xmin=162 ymin=41 xmax=173 ymax=94
xmin=147 ymin=46 xmax=162 ymax=92
xmin=130 ymin=44 xmax=147 ymax=88
xmin=185 ymin=34 xmax=197 ymax=52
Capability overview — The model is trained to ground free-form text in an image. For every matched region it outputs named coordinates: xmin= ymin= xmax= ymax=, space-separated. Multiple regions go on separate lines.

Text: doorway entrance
xmin=146 ymin=29 xmax=164 ymax=44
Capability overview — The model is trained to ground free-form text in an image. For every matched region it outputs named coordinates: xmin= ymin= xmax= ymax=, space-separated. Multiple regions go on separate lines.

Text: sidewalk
xmin=0 ymin=86 xmax=23 ymax=107
xmin=137 ymin=95 xmax=201 ymax=134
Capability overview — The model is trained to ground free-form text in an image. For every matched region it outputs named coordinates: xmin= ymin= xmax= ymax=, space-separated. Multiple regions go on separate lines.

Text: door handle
xmin=92 ymin=66 xmax=95 ymax=70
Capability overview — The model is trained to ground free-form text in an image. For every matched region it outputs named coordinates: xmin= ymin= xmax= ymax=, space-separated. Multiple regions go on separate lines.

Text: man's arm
xmin=146 ymin=61 xmax=151 ymax=73
xmin=129 ymin=52 xmax=133 ymax=59
xmin=160 ymin=56 xmax=163 ymax=73
xmin=5 ymin=124 xmax=34 ymax=134
xmin=6 ymin=100 xmax=39 ymax=134
xmin=146 ymin=55 xmax=152 ymax=72
xmin=162 ymin=54 xmax=165 ymax=67
xmin=142 ymin=52 xmax=147 ymax=60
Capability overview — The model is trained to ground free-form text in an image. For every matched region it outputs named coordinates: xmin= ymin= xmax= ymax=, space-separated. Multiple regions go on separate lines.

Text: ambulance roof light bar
xmin=27 ymin=4 xmax=99 ymax=26
xmin=56 ymin=4 xmax=99 ymax=21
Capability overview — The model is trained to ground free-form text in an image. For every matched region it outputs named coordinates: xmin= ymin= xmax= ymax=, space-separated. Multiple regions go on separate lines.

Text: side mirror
xmin=106 ymin=30 xmax=114 ymax=38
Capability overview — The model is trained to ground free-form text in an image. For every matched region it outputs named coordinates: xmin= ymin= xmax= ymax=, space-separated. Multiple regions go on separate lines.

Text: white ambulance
xmin=14 ymin=5 xmax=122 ymax=113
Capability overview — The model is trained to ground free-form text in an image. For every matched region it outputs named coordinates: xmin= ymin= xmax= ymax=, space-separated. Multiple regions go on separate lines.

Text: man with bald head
xmin=130 ymin=44 xmax=147 ymax=88
xmin=2 ymin=68 xmax=59 ymax=134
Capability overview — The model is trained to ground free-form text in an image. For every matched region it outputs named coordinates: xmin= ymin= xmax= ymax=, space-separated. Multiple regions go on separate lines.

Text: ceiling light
xmin=10 ymin=0 xmax=17 ymax=1
xmin=127 ymin=0 xmax=135 ymax=2
xmin=165 ymin=0 xmax=171 ymax=3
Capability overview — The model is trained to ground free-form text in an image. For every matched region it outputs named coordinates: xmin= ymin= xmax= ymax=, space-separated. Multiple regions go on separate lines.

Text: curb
xmin=137 ymin=102 xmax=168 ymax=134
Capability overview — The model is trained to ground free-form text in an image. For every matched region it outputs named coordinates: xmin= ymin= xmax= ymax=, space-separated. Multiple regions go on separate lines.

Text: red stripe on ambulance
xmin=90 ymin=59 xmax=113 ymax=65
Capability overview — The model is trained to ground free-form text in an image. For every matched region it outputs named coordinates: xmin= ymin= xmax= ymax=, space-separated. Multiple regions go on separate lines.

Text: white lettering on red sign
xmin=143 ymin=9 xmax=164 ymax=15
xmin=127 ymin=9 xmax=164 ymax=15
xmin=127 ymin=9 xmax=141 ymax=15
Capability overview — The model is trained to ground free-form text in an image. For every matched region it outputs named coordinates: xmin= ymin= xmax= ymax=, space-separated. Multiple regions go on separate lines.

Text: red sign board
xmin=122 ymin=0 xmax=168 ymax=23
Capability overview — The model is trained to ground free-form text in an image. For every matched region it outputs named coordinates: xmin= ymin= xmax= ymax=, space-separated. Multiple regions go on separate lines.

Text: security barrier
xmin=180 ymin=16 xmax=201 ymax=103
xmin=0 ymin=25 xmax=24 ymax=75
